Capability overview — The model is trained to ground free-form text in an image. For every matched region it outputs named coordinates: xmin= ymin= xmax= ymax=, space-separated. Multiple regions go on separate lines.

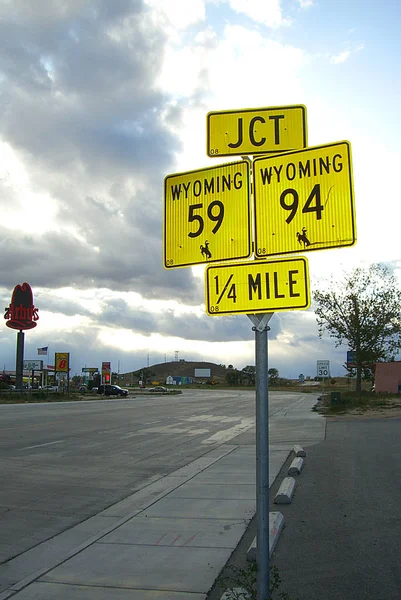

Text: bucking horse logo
xmin=200 ymin=240 xmax=212 ymax=259
xmin=297 ymin=227 xmax=311 ymax=248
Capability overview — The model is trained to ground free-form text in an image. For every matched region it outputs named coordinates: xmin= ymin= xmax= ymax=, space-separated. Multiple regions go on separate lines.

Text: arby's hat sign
xmin=4 ymin=282 xmax=39 ymax=330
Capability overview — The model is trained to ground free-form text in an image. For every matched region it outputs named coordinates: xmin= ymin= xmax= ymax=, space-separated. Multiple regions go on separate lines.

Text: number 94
xmin=280 ymin=183 xmax=323 ymax=224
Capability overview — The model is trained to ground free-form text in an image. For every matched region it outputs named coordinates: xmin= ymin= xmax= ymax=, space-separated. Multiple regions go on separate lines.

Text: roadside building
xmin=374 ymin=361 xmax=401 ymax=394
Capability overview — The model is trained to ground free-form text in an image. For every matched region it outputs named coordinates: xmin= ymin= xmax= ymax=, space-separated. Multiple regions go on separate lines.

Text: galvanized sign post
xmin=248 ymin=313 xmax=273 ymax=599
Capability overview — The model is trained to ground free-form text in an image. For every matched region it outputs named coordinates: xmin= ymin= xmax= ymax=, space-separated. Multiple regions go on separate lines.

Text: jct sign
xmin=207 ymin=105 xmax=307 ymax=157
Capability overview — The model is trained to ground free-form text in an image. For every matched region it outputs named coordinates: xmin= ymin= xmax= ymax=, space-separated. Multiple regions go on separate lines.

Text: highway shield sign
xmin=164 ymin=160 xmax=251 ymax=268
xmin=253 ymin=141 xmax=356 ymax=258
xmin=207 ymin=105 xmax=307 ymax=158
xmin=205 ymin=256 xmax=310 ymax=316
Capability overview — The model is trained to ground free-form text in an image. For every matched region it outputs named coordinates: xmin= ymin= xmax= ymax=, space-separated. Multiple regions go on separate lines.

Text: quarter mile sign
xmin=205 ymin=256 xmax=310 ymax=316
xmin=253 ymin=141 xmax=356 ymax=258
xmin=164 ymin=161 xmax=251 ymax=269
xmin=207 ymin=105 xmax=308 ymax=158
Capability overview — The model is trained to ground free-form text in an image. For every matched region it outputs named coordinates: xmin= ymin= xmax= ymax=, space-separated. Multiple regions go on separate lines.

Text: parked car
xmin=148 ymin=386 xmax=168 ymax=393
xmin=43 ymin=385 xmax=59 ymax=392
xmin=97 ymin=384 xmax=129 ymax=397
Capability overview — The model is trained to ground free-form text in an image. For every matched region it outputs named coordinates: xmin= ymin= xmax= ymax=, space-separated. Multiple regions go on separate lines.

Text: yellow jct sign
xmin=253 ymin=141 xmax=356 ymax=258
xmin=205 ymin=257 xmax=310 ymax=316
xmin=164 ymin=161 xmax=251 ymax=268
xmin=207 ymin=105 xmax=307 ymax=157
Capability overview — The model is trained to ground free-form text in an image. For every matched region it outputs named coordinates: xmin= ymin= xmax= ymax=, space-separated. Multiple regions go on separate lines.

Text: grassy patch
xmin=319 ymin=390 xmax=401 ymax=415
xmin=219 ymin=563 xmax=297 ymax=599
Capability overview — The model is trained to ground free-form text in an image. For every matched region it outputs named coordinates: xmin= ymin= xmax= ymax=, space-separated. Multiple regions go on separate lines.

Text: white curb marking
xmin=274 ymin=476 xmax=296 ymax=504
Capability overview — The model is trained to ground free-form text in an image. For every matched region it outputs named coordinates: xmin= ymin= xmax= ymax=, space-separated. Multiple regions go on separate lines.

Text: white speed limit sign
xmin=317 ymin=360 xmax=330 ymax=378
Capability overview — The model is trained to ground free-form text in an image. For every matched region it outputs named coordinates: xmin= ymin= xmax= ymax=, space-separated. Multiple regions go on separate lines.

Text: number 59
xmin=188 ymin=200 xmax=225 ymax=238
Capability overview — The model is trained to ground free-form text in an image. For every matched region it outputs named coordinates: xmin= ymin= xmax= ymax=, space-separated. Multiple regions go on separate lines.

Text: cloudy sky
xmin=1 ymin=0 xmax=400 ymax=379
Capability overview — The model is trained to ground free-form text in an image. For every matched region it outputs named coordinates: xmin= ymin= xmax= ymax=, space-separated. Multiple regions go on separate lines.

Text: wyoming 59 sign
xmin=164 ymin=161 xmax=251 ymax=268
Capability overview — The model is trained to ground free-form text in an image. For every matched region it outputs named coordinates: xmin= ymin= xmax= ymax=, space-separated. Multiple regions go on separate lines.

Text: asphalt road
xmin=0 ymin=389 xmax=304 ymax=567
xmin=270 ymin=416 xmax=401 ymax=600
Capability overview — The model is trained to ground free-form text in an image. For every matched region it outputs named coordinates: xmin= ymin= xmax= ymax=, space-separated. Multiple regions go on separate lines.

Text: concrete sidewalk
xmin=1 ymin=395 xmax=324 ymax=600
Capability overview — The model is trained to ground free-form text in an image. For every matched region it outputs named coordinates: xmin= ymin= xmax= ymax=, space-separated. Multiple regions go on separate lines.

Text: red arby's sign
xmin=4 ymin=282 xmax=39 ymax=330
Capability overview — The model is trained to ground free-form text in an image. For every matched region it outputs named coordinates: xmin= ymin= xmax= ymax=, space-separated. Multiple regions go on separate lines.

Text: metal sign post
xmin=16 ymin=331 xmax=24 ymax=391
xmin=248 ymin=313 xmax=274 ymax=600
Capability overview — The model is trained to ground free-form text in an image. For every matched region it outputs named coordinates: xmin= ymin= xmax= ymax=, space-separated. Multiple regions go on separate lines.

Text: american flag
xmin=37 ymin=346 xmax=48 ymax=355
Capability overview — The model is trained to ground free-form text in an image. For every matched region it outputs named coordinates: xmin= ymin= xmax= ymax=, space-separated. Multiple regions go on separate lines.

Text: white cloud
xmin=228 ymin=0 xmax=291 ymax=28
xmin=330 ymin=50 xmax=351 ymax=64
xmin=145 ymin=0 xmax=206 ymax=31
xmin=158 ymin=23 xmax=308 ymax=172
xmin=296 ymin=0 xmax=314 ymax=8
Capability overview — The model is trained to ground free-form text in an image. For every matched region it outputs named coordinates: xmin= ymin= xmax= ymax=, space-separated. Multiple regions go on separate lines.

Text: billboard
xmin=194 ymin=368 xmax=211 ymax=378
xmin=23 ymin=360 xmax=43 ymax=371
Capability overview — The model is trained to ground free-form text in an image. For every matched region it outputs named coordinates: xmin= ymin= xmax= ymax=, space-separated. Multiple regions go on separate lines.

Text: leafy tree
xmin=226 ymin=369 xmax=241 ymax=386
xmin=268 ymin=368 xmax=279 ymax=384
xmin=133 ymin=367 xmax=156 ymax=385
xmin=242 ymin=365 xmax=256 ymax=386
xmin=313 ymin=264 xmax=401 ymax=392
xmin=88 ymin=373 xmax=100 ymax=390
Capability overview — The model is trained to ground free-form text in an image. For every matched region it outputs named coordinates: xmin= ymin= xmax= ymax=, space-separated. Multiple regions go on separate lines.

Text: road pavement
xmin=0 ymin=390 xmax=324 ymax=599
xmin=270 ymin=416 xmax=401 ymax=599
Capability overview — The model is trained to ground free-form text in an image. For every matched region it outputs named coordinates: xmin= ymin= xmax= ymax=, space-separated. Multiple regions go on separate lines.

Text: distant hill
xmin=121 ymin=360 xmax=228 ymax=384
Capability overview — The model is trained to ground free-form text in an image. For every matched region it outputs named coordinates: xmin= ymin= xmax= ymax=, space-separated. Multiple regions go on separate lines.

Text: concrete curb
xmin=274 ymin=476 xmax=296 ymax=504
xmin=220 ymin=588 xmax=251 ymax=599
xmin=288 ymin=456 xmax=304 ymax=475
xmin=293 ymin=444 xmax=306 ymax=457
xmin=247 ymin=511 xmax=285 ymax=562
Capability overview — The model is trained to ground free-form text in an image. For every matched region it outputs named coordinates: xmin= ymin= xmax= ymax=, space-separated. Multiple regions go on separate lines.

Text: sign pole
xmin=16 ymin=331 xmax=25 ymax=391
xmin=248 ymin=313 xmax=273 ymax=600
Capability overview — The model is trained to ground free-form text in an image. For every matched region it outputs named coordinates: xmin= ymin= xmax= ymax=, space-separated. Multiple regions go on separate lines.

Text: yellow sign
xmin=253 ymin=141 xmax=356 ymax=258
xmin=205 ymin=257 xmax=310 ymax=316
xmin=164 ymin=161 xmax=251 ymax=269
xmin=55 ymin=352 xmax=69 ymax=373
xmin=207 ymin=105 xmax=307 ymax=158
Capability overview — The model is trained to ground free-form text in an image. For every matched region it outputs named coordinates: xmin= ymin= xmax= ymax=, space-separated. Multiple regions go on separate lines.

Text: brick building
xmin=374 ymin=361 xmax=401 ymax=394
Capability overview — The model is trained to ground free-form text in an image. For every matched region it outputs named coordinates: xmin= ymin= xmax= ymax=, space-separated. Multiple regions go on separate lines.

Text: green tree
xmin=313 ymin=264 xmax=401 ymax=392
xmin=242 ymin=365 xmax=256 ymax=386
xmin=226 ymin=369 xmax=241 ymax=386
xmin=133 ymin=367 xmax=156 ymax=385
xmin=88 ymin=373 xmax=100 ymax=390
xmin=268 ymin=368 xmax=279 ymax=385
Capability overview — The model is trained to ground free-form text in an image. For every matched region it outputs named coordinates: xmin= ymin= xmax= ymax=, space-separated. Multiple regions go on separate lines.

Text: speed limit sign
xmin=317 ymin=360 xmax=330 ymax=378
